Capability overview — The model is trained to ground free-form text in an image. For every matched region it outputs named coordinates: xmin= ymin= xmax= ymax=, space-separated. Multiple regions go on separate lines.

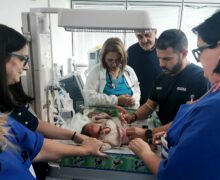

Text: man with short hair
xmin=117 ymin=29 xmax=211 ymax=140
xmin=127 ymin=29 xmax=162 ymax=106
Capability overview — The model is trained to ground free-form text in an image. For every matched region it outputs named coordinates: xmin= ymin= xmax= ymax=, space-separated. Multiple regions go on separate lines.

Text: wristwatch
xmin=145 ymin=129 xmax=153 ymax=144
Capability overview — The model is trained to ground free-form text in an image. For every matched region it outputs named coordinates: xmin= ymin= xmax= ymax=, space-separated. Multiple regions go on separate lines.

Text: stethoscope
xmin=106 ymin=68 xmax=116 ymax=89
xmin=107 ymin=67 xmax=134 ymax=89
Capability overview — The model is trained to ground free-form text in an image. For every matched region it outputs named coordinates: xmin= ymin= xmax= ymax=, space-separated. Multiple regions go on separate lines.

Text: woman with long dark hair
xmin=0 ymin=24 xmax=107 ymax=179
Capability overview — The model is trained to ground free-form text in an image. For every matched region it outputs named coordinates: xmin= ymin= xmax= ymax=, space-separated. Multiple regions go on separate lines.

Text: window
xmin=126 ymin=4 xmax=180 ymax=49
xmin=72 ymin=2 xmax=125 ymax=66
xmin=68 ymin=0 xmax=220 ymax=70
xmin=181 ymin=5 xmax=219 ymax=64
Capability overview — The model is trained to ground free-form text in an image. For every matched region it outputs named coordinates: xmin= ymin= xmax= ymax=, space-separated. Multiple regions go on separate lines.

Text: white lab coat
xmin=83 ymin=63 xmax=140 ymax=108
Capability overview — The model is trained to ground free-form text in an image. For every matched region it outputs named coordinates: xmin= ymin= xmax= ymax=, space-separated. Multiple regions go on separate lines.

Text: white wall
xmin=0 ymin=0 xmax=72 ymax=75
xmin=0 ymin=0 xmax=48 ymax=32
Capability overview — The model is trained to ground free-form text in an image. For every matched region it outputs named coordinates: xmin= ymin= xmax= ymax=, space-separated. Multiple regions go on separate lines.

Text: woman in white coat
xmin=84 ymin=38 xmax=140 ymax=109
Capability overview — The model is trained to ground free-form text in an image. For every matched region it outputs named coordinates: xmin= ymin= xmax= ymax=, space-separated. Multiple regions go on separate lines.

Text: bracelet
xmin=131 ymin=112 xmax=137 ymax=123
xmin=71 ymin=132 xmax=77 ymax=141
xmin=145 ymin=102 xmax=154 ymax=111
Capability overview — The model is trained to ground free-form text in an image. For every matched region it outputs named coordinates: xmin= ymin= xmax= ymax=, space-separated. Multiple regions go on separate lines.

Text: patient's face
xmin=85 ymin=123 xmax=101 ymax=138
xmin=85 ymin=123 xmax=111 ymax=138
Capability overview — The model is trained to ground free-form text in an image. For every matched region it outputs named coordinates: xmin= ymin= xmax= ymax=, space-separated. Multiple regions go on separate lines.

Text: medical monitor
xmin=59 ymin=72 xmax=85 ymax=113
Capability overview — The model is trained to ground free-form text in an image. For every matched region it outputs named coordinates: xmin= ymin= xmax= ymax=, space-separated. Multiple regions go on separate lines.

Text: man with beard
xmin=117 ymin=29 xmax=211 ymax=141
xmin=127 ymin=29 xmax=162 ymax=106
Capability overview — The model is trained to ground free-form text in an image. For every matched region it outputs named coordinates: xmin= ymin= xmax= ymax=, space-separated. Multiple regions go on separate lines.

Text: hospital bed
xmin=46 ymin=147 xmax=157 ymax=180
xmin=46 ymin=108 xmax=158 ymax=180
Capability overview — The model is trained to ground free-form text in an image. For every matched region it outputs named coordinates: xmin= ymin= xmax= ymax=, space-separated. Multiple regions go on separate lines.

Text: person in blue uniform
xmin=0 ymin=24 xmax=107 ymax=179
xmin=0 ymin=115 xmax=44 ymax=179
xmin=127 ymin=29 xmax=162 ymax=106
xmin=128 ymin=11 xmax=220 ymax=179
xmin=117 ymin=29 xmax=211 ymax=137
xmin=0 ymin=114 xmax=107 ymax=179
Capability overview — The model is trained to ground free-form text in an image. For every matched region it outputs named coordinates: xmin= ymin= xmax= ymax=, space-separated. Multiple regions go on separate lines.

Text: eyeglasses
xmin=106 ymin=58 xmax=122 ymax=65
xmin=192 ymin=44 xmax=216 ymax=62
xmin=8 ymin=53 xmax=30 ymax=67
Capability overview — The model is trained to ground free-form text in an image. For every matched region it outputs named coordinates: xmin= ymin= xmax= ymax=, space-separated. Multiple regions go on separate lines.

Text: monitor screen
xmin=59 ymin=72 xmax=85 ymax=113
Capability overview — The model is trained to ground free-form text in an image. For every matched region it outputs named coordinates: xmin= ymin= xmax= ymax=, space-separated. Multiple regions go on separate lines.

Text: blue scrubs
xmin=0 ymin=116 xmax=44 ymax=180
xmin=103 ymin=72 xmax=132 ymax=96
xmin=158 ymin=90 xmax=220 ymax=180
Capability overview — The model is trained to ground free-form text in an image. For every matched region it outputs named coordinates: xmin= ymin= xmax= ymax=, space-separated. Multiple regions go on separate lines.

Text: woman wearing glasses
xmin=84 ymin=37 xmax=140 ymax=108
xmin=127 ymin=11 xmax=220 ymax=179
xmin=0 ymin=24 xmax=107 ymax=179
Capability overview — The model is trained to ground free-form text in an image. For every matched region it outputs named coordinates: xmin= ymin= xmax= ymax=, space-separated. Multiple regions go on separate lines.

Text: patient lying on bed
xmin=81 ymin=111 xmax=129 ymax=151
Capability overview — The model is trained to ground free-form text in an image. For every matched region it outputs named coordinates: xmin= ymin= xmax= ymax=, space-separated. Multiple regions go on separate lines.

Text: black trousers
xmin=33 ymin=162 xmax=49 ymax=180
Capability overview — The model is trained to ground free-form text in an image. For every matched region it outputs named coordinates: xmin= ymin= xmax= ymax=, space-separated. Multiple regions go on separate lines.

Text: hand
xmin=118 ymin=94 xmax=134 ymax=107
xmin=152 ymin=131 xmax=166 ymax=145
xmin=126 ymin=97 xmax=135 ymax=107
xmin=126 ymin=127 xmax=146 ymax=140
xmin=129 ymin=138 xmax=152 ymax=157
xmin=81 ymin=138 xmax=109 ymax=157
xmin=118 ymin=112 xmax=127 ymax=127
xmin=74 ymin=133 xmax=90 ymax=144
xmin=115 ymin=106 xmax=133 ymax=124
xmin=186 ymin=99 xmax=199 ymax=104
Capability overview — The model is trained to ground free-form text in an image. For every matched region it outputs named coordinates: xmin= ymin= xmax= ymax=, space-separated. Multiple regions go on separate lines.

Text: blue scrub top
xmin=158 ymin=90 xmax=220 ymax=180
xmin=103 ymin=72 xmax=133 ymax=96
xmin=0 ymin=115 xmax=44 ymax=180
